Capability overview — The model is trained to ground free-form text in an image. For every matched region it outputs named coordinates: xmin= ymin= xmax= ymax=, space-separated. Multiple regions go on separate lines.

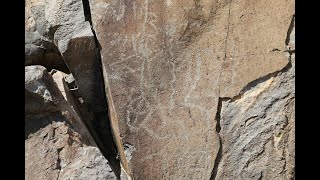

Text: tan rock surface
xmin=89 ymin=0 xmax=294 ymax=179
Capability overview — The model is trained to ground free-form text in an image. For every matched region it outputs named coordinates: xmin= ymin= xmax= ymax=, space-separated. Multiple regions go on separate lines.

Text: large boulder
xmin=88 ymin=0 xmax=295 ymax=179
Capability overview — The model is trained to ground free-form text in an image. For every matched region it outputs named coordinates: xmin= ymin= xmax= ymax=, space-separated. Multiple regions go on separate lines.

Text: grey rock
xmin=25 ymin=0 xmax=76 ymax=72
xmin=25 ymin=69 xmax=117 ymax=180
xmin=58 ymin=146 xmax=118 ymax=180
xmin=214 ymin=52 xmax=295 ymax=179
xmin=25 ymin=65 xmax=59 ymax=114
xmin=54 ymin=22 xmax=118 ymax=178
xmin=50 ymin=70 xmax=97 ymax=146
xmin=54 ymin=21 xmax=105 ymax=111
xmin=44 ymin=0 xmax=85 ymax=27
xmin=25 ymin=114 xmax=118 ymax=180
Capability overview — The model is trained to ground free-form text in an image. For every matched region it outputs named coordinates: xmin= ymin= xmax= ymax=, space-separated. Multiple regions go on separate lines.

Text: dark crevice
xmin=285 ymin=15 xmax=295 ymax=46
xmin=210 ymin=97 xmax=228 ymax=180
xmin=82 ymin=0 xmax=92 ymax=23
xmin=56 ymin=147 xmax=63 ymax=171
xmin=210 ymin=129 xmax=222 ymax=180
xmin=47 ymin=25 xmax=62 ymax=41
xmin=257 ymin=172 xmax=263 ymax=180
xmin=271 ymin=48 xmax=281 ymax=52
xmin=56 ymin=147 xmax=63 ymax=180
xmin=73 ymin=0 xmax=122 ymax=179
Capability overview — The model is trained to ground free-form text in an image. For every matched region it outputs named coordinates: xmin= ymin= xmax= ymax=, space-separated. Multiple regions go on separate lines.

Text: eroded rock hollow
xmin=25 ymin=0 xmax=295 ymax=179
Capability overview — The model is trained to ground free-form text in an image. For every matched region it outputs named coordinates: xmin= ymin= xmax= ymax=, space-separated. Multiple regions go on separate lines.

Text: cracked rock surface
xmin=214 ymin=54 xmax=295 ymax=180
xmin=25 ymin=114 xmax=118 ymax=180
xmin=25 ymin=0 xmax=295 ymax=179
xmin=89 ymin=0 xmax=295 ymax=179
xmin=25 ymin=65 xmax=118 ymax=180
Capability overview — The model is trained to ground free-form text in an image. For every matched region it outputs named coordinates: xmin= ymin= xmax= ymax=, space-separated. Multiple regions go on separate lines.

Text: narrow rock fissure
xmin=82 ymin=0 xmax=92 ymax=23
xmin=68 ymin=0 xmax=121 ymax=179
xmin=56 ymin=148 xmax=63 ymax=171
xmin=210 ymin=97 xmax=229 ymax=180
xmin=285 ymin=15 xmax=295 ymax=46
xmin=55 ymin=146 xmax=63 ymax=180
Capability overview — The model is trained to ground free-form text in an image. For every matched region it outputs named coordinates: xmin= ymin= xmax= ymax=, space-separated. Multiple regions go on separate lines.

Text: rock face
xmin=25 ymin=0 xmax=68 ymax=72
xmin=54 ymin=21 xmax=101 ymax=110
xmin=25 ymin=0 xmax=295 ymax=179
xmin=213 ymin=17 xmax=295 ymax=180
xmin=25 ymin=65 xmax=59 ymax=114
xmin=52 ymin=5 xmax=119 ymax=173
xmin=215 ymin=56 xmax=295 ymax=180
xmin=25 ymin=0 xmax=86 ymax=72
xmin=25 ymin=65 xmax=118 ymax=180
xmin=88 ymin=0 xmax=295 ymax=179
xmin=25 ymin=114 xmax=118 ymax=180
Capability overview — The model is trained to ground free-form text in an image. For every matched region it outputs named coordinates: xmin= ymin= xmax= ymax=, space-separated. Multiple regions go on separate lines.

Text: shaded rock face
xmin=51 ymin=2 xmax=119 ymax=173
xmin=54 ymin=21 xmax=102 ymax=110
xmin=25 ymin=65 xmax=118 ymax=180
xmin=25 ymin=0 xmax=121 ymax=178
xmin=88 ymin=0 xmax=295 ymax=179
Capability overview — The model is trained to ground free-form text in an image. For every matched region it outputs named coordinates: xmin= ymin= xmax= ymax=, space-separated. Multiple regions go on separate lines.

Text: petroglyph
xmin=89 ymin=0 xmax=295 ymax=179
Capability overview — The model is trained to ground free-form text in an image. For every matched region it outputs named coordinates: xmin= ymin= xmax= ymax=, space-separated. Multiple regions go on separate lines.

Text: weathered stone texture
xmin=25 ymin=65 xmax=60 ymax=115
xmin=89 ymin=0 xmax=294 ymax=179
xmin=214 ymin=53 xmax=295 ymax=180
xmin=54 ymin=21 xmax=99 ymax=106
xmin=25 ymin=0 xmax=68 ymax=72
xmin=25 ymin=114 xmax=118 ymax=180
xmin=25 ymin=66 xmax=117 ymax=180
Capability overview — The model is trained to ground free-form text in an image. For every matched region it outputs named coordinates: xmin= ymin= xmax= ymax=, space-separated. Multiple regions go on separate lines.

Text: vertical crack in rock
xmin=82 ymin=0 xmax=92 ymax=23
xmin=210 ymin=97 xmax=229 ymax=180
xmin=257 ymin=172 xmax=263 ymax=180
xmin=285 ymin=15 xmax=295 ymax=46
xmin=76 ymin=0 xmax=121 ymax=179
xmin=210 ymin=15 xmax=295 ymax=180
xmin=56 ymin=147 xmax=63 ymax=180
